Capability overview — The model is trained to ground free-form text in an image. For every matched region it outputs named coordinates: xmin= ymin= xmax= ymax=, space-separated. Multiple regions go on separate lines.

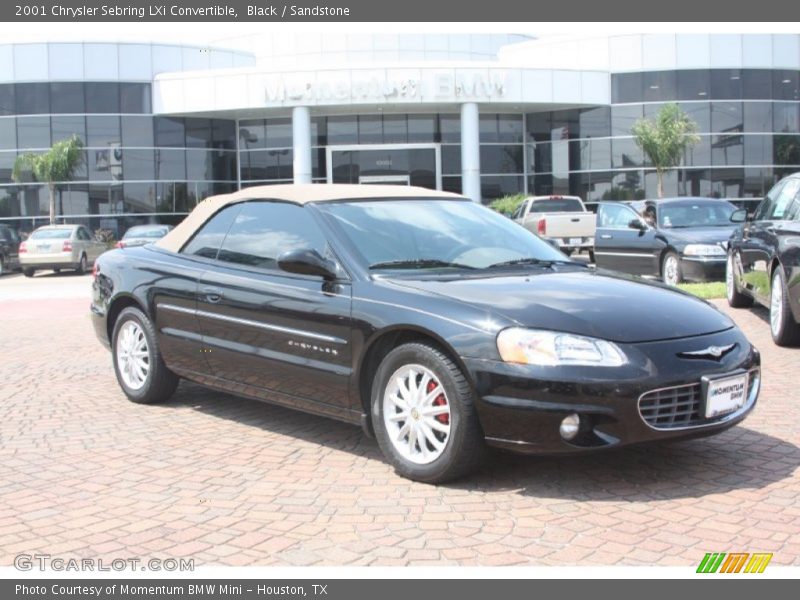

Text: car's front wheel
xmin=661 ymin=251 xmax=682 ymax=286
xmin=726 ymin=251 xmax=753 ymax=308
xmin=371 ymin=342 xmax=485 ymax=483
xmin=770 ymin=267 xmax=800 ymax=346
xmin=112 ymin=306 xmax=179 ymax=403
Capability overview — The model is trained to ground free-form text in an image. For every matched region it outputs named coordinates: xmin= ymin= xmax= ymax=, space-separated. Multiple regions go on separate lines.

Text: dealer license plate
xmin=568 ymin=237 xmax=582 ymax=246
xmin=704 ymin=373 xmax=748 ymax=418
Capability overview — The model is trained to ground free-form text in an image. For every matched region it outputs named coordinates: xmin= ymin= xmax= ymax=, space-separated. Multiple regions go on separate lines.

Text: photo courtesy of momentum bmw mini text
xmin=0 ymin=0 xmax=798 ymax=598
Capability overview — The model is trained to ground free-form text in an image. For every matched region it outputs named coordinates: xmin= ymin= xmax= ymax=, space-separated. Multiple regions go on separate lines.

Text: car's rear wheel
xmin=661 ymin=251 xmax=682 ymax=286
xmin=112 ymin=306 xmax=179 ymax=404
xmin=371 ymin=342 xmax=485 ymax=483
xmin=726 ymin=251 xmax=753 ymax=308
xmin=75 ymin=254 xmax=87 ymax=275
xmin=769 ymin=267 xmax=800 ymax=346
xmin=23 ymin=268 xmax=34 ymax=278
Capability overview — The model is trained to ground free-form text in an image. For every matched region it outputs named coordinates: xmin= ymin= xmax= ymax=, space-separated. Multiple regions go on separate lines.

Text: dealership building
xmin=2 ymin=33 xmax=800 ymax=234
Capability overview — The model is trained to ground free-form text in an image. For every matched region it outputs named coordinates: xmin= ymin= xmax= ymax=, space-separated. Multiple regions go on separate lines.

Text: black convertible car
xmin=595 ymin=198 xmax=740 ymax=285
xmin=91 ymin=185 xmax=760 ymax=483
xmin=727 ymin=173 xmax=800 ymax=346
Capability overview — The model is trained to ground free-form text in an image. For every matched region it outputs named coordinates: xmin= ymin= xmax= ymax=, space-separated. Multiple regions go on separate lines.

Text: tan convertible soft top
xmin=155 ymin=183 xmax=464 ymax=253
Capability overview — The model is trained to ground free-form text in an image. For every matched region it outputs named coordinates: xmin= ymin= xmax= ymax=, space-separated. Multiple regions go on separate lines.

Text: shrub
xmin=488 ymin=193 xmax=527 ymax=217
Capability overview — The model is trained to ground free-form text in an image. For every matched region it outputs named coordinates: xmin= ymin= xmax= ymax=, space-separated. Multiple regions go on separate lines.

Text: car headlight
xmin=496 ymin=328 xmax=627 ymax=367
xmin=683 ymin=244 xmax=726 ymax=257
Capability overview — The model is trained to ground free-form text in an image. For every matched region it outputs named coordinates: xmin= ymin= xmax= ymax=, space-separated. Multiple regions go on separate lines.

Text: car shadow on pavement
xmin=454 ymin=432 xmax=800 ymax=501
xmin=169 ymin=380 xmax=798 ymax=500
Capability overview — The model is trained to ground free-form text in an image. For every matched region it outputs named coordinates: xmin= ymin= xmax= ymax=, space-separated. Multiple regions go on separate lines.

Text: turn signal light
xmin=537 ymin=218 xmax=547 ymax=235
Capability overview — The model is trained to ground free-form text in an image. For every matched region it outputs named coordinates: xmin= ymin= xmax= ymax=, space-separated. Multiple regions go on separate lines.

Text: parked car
xmin=116 ymin=224 xmax=174 ymax=248
xmin=0 ymin=224 xmax=22 ymax=276
xmin=513 ymin=195 xmax=596 ymax=256
xmin=594 ymin=198 xmax=740 ymax=285
xmin=20 ymin=224 xmax=107 ymax=277
xmin=91 ymin=184 xmax=760 ymax=483
xmin=727 ymin=173 xmax=800 ymax=346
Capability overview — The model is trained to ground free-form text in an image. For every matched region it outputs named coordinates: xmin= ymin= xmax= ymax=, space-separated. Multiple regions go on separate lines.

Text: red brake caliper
xmin=427 ymin=380 xmax=449 ymax=425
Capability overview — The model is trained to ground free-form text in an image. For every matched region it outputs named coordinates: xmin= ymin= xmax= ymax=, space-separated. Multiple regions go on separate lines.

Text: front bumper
xmin=680 ymin=256 xmax=726 ymax=282
xmin=464 ymin=328 xmax=759 ymax=454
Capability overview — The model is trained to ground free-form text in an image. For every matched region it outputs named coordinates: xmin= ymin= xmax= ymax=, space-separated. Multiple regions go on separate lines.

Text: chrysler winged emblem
xmin=677 ymin=343 xmax=736 ymax=360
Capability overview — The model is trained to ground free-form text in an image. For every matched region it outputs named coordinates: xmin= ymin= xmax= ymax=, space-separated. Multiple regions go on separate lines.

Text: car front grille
xmin=638 ymin=368 xmax=759 ymax=430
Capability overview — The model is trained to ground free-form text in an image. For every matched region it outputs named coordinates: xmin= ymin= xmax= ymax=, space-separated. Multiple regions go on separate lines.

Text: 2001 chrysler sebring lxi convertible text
xmin=91 ymin=185 xmax=761 ymax=482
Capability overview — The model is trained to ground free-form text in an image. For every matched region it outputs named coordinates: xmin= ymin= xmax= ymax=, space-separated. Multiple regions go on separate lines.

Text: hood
xmin=388 ymin=269 xmax=734 ymax=344
xmin=662 ymin=226 xmax=736 ymax=245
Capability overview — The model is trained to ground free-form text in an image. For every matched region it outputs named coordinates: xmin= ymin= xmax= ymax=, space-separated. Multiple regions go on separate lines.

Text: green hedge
xmin=488 ymin=194 xmax=527 ymax=217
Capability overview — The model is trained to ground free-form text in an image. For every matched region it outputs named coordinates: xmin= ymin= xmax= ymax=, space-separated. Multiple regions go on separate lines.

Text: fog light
xmin=560 ymin=413 xmax=580 ymax=440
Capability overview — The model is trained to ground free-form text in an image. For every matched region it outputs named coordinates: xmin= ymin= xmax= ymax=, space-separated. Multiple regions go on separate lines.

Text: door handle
xmin=600 ymin=234 xmax=613 ymax=239
xmin=202 ymin=287 xmax=223 ymax=303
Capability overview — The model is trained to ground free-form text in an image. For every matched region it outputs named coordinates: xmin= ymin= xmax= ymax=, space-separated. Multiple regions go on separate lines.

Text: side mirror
xmin=628 ymin=218 xmax=647 ymax=231
xmin=277 ymin=248 xmax=338 ymax=280
xmin=730 ymin=208 xmax=748 ymax=223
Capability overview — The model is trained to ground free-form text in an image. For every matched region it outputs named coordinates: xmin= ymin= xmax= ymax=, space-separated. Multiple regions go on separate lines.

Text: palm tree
xmin=632 ymin=103 xmax=700 ymax=198
xmin=12 ymin=135 xmax=85 ymax=225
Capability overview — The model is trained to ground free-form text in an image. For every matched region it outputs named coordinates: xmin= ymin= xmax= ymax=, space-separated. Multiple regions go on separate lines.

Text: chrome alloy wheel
xmin=663 ymin=254 xmax=680 ymax=286
xmin=770 ymin=270 xmax=783 ymax=338
xmin=116 ymin=320 xmax=150 ymax=390
xmin=726 ymin=253 xmax=737 ymax=301
xmin=382 ymin=364 xmax=452 ymax=465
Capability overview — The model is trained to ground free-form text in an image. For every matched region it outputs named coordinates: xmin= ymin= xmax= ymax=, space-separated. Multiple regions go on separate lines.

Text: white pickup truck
xmin=513 ymin=195 xmax=596 ymax=256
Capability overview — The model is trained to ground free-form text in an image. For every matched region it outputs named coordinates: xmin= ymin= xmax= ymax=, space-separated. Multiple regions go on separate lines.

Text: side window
xmin=754 ymin=180 xmax=784 ymax=221
xmin=77 ymin=228 xmax=90 ymax=241
xmin=598 ymin=204 xmax=638 ymax=228
xmin=216 ymin=202 xmax=327 ymax=272
xmin=0 ymin=228 xmax=9 ymax=241
xmin=767 ymin=178 xmax=800 ymax=220
xmin=182 ymin=204 xmax=242 ymax=259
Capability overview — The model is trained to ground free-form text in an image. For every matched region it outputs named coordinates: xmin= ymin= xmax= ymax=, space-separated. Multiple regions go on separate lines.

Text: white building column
xmin=292 ymin=106 xmax=312 ymax=184
xmin=460 ymin=102 xmax=481 ymax=202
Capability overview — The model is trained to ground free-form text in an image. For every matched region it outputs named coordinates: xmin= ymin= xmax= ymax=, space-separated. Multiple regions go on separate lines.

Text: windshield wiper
xmin=486 ymin=257 xmax=580 ymax=269
xmin=368 ymin=259 xmax=477 ymax=270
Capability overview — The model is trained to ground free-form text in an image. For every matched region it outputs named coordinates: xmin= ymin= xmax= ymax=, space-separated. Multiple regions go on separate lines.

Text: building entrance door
xmin=327 ymin=144 xmax=441 ymax=190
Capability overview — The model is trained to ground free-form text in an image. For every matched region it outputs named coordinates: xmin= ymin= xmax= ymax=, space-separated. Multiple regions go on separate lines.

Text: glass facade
xmin=239 ymin=113 xmax=528 ymax=200
xmin=525 ymin=69 xmax=800 ymax=208
xmin=0 ymin=82 xmax=237 ymax=237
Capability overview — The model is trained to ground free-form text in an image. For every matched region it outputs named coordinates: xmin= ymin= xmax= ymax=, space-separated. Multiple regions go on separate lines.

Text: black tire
xmin=371 ymin=342 xmax=485 ymax=483
xmin=75 ymin=254 xmax=87 ymax=275
xmin=111 ymin=306 xmax=179 ymax=404
xmin=23 ymin=268 xmax=34 ymax=278
xmin=661 ymin=250 xmax=682 ymax=286
xmin=769 ymin=267 xmax=800 ymax=346
xmin=0 ymin=256 xmax=4 ymax=277
xmin=53 ymin=268 xmax=61 ymax=274
xmin=726 ymin=251 xmax=753 ymax=308
xmin=563 ymin=248 xmax=574 ymax=257
xmin=588 ymin=250 xmax=595 ymax=264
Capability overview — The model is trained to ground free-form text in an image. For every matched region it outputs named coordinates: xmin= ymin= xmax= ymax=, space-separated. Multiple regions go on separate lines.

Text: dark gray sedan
xmin=594 ymin=198 xmax=741 ymax=286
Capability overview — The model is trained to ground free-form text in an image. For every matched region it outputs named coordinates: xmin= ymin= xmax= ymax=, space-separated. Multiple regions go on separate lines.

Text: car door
xmin=76 ymin=227 xmax=95 ymax=261
xmin=741 ymin=178 xmax=800 ymax=302
xmin=195 ymin=200 xmax=354 ymax=417
xmin=594 ymin=203 xmax=659 ymax=276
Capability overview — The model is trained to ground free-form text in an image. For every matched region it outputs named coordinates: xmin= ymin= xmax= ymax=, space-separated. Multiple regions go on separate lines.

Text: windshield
xmin=658 ymin=201 xmax=736 ymax=228
xmin=318 ymin=199 xmax=567 ymax=271
xmin=529 ymin=198 xmax=583 ymax=212
xmin=30 ymin=229 xmax=72 ymax=240
xmin=124 ymin=226 xmax=169 ymax=239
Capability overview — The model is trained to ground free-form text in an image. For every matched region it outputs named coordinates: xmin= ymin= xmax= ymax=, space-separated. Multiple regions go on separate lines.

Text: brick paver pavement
xmin=0 ymin=273 xmax=798 ymax=566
